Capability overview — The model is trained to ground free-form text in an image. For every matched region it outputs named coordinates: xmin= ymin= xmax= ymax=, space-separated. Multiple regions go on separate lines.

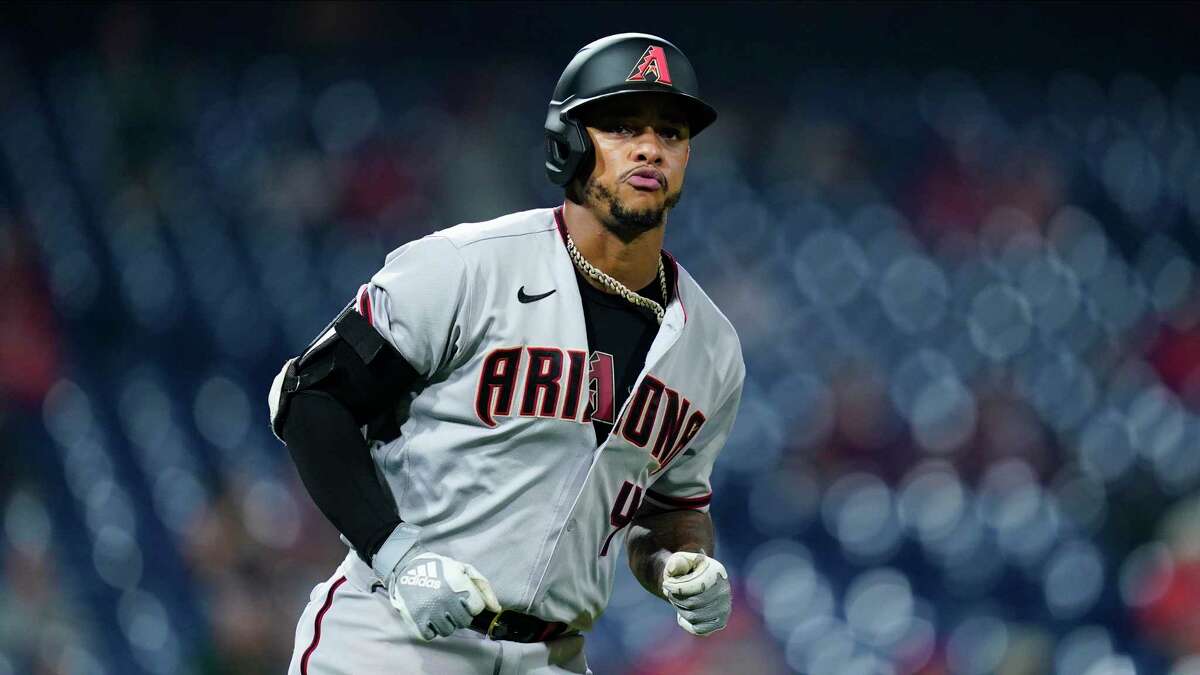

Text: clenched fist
xmin=373 ymin=524 xmax=501 ymax=641
xmin=661 ymin=551 xmax=731 ymax=636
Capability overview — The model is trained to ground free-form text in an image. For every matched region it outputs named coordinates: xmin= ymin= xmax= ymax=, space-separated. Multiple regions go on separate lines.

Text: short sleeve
xmin=645 ymin=362 xmax=745 ymax=513
xmin=356 ymin=235 xmax=472 ymax=377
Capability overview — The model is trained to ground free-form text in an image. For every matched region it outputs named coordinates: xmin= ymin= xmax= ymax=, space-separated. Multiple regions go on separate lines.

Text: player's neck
xmin=563 ymin=200 xmax=664 ymax=292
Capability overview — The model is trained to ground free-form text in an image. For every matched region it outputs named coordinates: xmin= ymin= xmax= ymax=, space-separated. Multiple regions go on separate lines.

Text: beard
xmin=583 ymin=176 xmax=682 ymax=244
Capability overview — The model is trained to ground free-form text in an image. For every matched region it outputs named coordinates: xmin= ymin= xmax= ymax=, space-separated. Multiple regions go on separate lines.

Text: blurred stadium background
xmin=2 ymin=3 xmax=1200 ymax=674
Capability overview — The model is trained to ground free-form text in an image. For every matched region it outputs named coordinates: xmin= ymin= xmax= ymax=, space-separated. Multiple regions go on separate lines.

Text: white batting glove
xmin=661 ymin=551 xmax=731 ymax=636
xmin=372 ymin=523 xmax=501 ymax=641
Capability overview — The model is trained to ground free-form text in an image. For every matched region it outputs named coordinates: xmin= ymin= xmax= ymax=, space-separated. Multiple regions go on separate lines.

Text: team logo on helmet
xmin=626 ymin=45 xmax=673 ymax=85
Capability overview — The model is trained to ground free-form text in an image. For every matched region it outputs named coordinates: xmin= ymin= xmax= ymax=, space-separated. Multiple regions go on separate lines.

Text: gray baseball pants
xmin=288 ymin=552 xmax=592 ymax=675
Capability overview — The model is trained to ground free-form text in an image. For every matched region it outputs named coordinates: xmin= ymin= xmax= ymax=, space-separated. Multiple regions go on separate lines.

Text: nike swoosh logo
xmin=518 ymin=286 xmax=556 ymax=303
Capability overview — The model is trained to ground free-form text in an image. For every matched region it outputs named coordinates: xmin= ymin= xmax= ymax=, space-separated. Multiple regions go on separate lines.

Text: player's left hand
xmin=660 ymin=551 xmax=731 ymax=636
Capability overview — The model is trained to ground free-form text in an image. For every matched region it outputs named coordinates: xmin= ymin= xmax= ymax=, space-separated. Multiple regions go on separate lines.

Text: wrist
xmin=370 ymin=522 xmax=423 ymax=580
xmin=650 ymin=551 xmax=672 ymax=589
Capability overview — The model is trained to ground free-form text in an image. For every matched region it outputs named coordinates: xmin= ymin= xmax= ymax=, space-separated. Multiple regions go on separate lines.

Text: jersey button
xmin=566 ymin=518 xmax=576 ymax=533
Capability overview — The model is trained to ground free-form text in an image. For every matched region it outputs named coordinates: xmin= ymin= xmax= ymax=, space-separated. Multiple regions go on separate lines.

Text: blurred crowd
xmin=2 ymin=4 xmax=1200 ymax=675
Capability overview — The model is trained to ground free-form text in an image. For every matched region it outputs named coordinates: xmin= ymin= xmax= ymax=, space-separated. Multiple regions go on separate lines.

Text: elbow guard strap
xmin=268 ymin=305 xmax=418 ymax=442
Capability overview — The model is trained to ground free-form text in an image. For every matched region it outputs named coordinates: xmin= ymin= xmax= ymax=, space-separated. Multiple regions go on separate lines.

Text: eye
xmin=659 ymin=127 xmax=682 ymax=140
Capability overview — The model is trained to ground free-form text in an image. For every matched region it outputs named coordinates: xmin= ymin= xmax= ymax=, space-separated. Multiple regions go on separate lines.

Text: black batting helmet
xmin=544 ymin=33 xmax=718 ymax=187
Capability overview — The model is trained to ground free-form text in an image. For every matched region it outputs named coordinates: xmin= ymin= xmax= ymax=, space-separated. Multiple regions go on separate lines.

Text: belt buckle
xmin=485 ymin=609 xmax=509 ymax=640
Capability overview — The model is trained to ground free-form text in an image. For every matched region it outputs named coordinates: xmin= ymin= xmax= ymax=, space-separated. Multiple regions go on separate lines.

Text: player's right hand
xmin=382 ymin=550 xmax=502 ymax=641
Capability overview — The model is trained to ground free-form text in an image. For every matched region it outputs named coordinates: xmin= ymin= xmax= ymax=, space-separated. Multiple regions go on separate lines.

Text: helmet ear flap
xmin=549 ymin=138 xmax=569 ymax=163
xmin=544 ymin=111 xmax=592 ymax=186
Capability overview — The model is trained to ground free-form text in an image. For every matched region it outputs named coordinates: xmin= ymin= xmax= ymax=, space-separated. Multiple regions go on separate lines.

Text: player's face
xmin=577 ymin=95 xmax=691 ymax=242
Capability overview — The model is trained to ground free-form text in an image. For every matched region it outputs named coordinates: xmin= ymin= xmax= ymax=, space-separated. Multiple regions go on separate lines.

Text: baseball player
xmin=268 ymin=33 xmax=744 ymax=674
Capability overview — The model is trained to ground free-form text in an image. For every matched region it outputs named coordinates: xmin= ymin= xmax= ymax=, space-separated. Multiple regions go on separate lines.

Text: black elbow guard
xmin=268 ymin=305 xmax=419 ymax=441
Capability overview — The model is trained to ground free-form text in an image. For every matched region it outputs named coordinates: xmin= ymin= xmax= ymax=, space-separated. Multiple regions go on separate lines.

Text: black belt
xmin=469 ymin=609 xmax=574 ymax=643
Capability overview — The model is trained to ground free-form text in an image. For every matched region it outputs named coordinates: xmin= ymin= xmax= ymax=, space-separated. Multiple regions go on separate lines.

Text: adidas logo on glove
xmin=398 ymin=561 xmax=443 ymax=589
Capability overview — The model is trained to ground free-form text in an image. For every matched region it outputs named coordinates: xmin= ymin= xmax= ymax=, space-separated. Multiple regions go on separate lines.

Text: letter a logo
xmin=626 ymin=45 xmax=673 ymax=86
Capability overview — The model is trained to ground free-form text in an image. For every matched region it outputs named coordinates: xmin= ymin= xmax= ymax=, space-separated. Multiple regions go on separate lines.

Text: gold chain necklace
xmin=565 ymin=233 xmax=668 ymax=324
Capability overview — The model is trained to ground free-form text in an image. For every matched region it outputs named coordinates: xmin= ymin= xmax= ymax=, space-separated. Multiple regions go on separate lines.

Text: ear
xmin=685 ymin=144 xmax=691 ymax=167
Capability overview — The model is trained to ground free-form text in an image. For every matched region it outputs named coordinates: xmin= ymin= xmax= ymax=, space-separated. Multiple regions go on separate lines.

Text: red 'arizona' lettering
xmin=560 ymin=350 xmax=587 ymax=421
xmin=619 ymin=376 xmax=706 ymax=474
xmin=473 ymin=348 xmax=708 ymax=467
xmin=654 ymin=408 xmax=706 ymax=474
xmin=586 ymin=352 xmax=616 ymax=424
xmin=621 ymin=376 xmax=666 ymax=447
xmin=651 ymin=388 xmax=691 ymax=464
xmin=475 ymin=347 xmax=522 ymax=427
xmin=520 ymin=348 xmax=564 ymax=417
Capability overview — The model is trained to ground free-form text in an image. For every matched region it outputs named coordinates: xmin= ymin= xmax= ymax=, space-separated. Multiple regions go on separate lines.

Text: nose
xmin=630 ymin=127 xmax=663 ymax=165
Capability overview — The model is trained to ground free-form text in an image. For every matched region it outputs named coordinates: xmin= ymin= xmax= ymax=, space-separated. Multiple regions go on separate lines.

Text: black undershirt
xmin=575 ymin=260 xmax=669 ymax=445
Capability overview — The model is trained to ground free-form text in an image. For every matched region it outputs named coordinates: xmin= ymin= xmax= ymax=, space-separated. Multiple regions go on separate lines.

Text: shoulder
xmin=379 ymin=207 xmax=558 ymax=271
xmin=672 ymin=257 xmax=746 ymax=386
xmin=430 ymin=207 xmax=558 ymax=250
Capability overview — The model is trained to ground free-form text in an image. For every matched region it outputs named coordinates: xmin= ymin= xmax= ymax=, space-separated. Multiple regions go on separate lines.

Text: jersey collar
xmin=552 ymin=203 xmax=686 ymax=325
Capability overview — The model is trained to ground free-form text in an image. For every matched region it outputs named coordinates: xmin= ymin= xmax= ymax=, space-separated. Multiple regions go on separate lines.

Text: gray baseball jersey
xmin=337 ymin=206 xmax=743 ymax=630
